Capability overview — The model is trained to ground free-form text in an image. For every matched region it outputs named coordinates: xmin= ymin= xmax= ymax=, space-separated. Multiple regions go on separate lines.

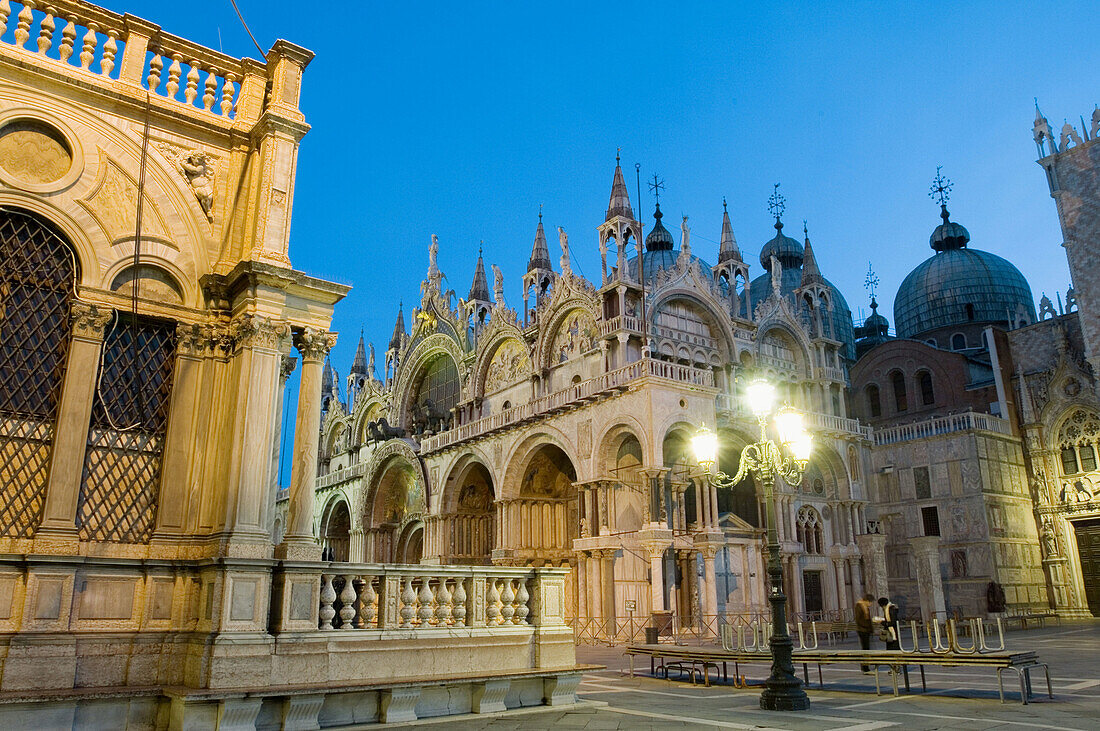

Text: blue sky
xmin=123 ymin=1 xmax=1097 ymax=483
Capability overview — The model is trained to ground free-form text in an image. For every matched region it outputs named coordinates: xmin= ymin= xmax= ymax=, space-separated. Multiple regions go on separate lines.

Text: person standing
xmin=877 ymin=597 xmax=900 ymax=650
xmin=855 ymin=593 xmax=875 ymax=672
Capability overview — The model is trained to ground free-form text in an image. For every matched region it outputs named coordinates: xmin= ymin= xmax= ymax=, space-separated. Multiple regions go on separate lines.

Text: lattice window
xmin=796 ymin=506 xmax=824 ymax=554
xmin=77 ymin=315 xmax=176 ymax=543
xmin=0 ymin=209 xmax=77 ymax=537
xmin=1057 ymin=408 xmax=1100 ymax=477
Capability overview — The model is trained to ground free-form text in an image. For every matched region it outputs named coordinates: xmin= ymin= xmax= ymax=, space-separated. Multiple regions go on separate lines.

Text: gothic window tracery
xmin=1055 ymin=409 xmax=1100 ymax=504
xmin=796 ymin=506 xmax=824 ymax=555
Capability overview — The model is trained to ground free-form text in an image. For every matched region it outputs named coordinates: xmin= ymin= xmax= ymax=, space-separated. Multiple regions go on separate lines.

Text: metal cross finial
xmin=648 ymin=173 xmax=665 ymax=205
xmin=864 ymin=261 xmax=879 ymax=300
xmin=616 ymin=147 xmax=622 ymax=163
xmin=768 ymin=183 xmax=785 ymax=221
xmin=723 ymin=196 xmax=728 ymax=212
xmin=803 ymin=219 xmax=808 ymax=238
xmin=929 ymin=166 xmax=952 ymax=207
xmin=538 ymin=203 xmax=542 ymax=221
xmin=479 ymin=240 xmax=483 ymax=255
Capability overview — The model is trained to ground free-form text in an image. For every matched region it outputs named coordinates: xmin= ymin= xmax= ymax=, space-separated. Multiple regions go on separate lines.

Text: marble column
xmin=349 ymin=528 xmax=365 ymax=563
xmin=601 ymin=549 xmax=617 ymax=635
xmin=278 ymin=326 xmax=336 ymax=559
xmin=856 ymin=532 xmax=888 ymax=600
xmin=910 ymin=535 xmax=946 ymax=621
xmin=37 ymin=302 xmax=112 ymax=548
xmin=701 ymin=547 xmax=719 ymax=631
xmin=576 ymin=553 xmax=588 ymax=620
xmin=589 ymin=554 xmax=603 ymax=632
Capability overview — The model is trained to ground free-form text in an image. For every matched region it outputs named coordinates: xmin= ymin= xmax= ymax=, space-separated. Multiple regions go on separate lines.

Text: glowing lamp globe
xmin=691 ymin=426 xmax=719 ymax=471
xmin=745 ymin=379 xmax=777 ymax=417
xmin=774 ymin=406 xmax=804 ymax=446
xmin=791 ymin=432 xmax=813 ymax=461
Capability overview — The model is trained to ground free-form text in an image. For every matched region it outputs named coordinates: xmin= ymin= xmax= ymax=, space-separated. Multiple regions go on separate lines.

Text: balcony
xmin=421 ymin=358 xmax=715 ymax=453
xmin=716 ymin=395 xmax=871 ymax=439
xmin=317 ymin=462 xmax=366 ymax=489
xmin=873 ymin=411 xmax=1012 ymax=446
xmin=598 ymin=314 xmax=642 ymax=336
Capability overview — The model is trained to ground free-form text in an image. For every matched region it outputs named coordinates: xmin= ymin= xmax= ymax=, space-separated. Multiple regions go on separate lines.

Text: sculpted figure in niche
xmin=492 ymin=264 xmax=504 ymax=305
xmin=458 ymin=482 xmax=492 ymax=512
xmin=1040 ymin=519 xmax=1059 ymax=557
xmin=485 ymin=340 xmax=531 ymax=394
xmin=179 ymin=152 xmax=215 ymax=220
xmin=554 ymin=312 xmax=595 ymax=363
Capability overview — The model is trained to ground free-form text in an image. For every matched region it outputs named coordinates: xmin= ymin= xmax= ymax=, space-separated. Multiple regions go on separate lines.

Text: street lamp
xmin=691 ymin=378 xmax=812 ymax=711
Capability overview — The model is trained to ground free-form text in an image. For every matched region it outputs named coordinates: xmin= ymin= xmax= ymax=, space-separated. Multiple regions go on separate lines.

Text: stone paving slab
xmin=386 ymin=621 xmax=1100 ymax=730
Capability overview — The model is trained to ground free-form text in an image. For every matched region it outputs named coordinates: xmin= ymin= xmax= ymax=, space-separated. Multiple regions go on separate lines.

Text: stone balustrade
xmin=316 ymin=461 xmax=365 ymax=489
xmin=597 ymin=314 xmax=642 ymax=336
xmin=0 ymin=0 xmax=265 ymax=124
xmin=814 ymin=365 xmax=847 ymax=382
xmin=716 ymin=394 xmax=872 ymax=439
xmin=422 ymin=357 xmax=714 ymax=453
xmin=316 ymin=564 xmax=543 ymax=631
xmin=873 ymin=410 xmax=1012 ymax=446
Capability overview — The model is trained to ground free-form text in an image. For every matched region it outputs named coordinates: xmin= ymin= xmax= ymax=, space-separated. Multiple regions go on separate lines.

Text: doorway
xmin=803 ymin=570 xmax=824 ymax=615
xmin=1073 ymin=518 xmax=1100 ymax=616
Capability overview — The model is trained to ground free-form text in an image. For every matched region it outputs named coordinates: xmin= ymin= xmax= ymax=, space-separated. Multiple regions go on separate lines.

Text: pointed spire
xmin=350 ymin=331 xmax=368 ymax=375
xmin=605 ymin=150 xmax=634 ymax=221
xmin=389 ymin=302 xmax=405 ymax=351
xmin=718 ymin=198 xmax=742 ymax=264
xmin=469 ymin=243 xmax=491 ymax=302
xmin=800 ymin=221 xmax=825 ymax=287
xmin=527 ymin=207 xmax=552 ymax=272
xmin=322 ymin=356 xmax=335 ymax=391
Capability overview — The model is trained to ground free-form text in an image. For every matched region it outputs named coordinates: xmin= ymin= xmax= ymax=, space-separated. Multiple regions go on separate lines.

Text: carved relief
xmin=157 ymin=143 xmax=216 ymax=220
xmin=295 ymin=326 xmax=337 ymax=361
xmin=484 ymin=339 xmax=531 ymax=394
xmin=82 ymin=157 xmax=167 ymax=240
xmin=230 ymin=314 xmax=293 ymax=352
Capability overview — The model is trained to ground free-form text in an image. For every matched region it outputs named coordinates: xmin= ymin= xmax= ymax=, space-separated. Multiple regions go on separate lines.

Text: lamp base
xmin=759 ymin=685 xmax=811 ymax=711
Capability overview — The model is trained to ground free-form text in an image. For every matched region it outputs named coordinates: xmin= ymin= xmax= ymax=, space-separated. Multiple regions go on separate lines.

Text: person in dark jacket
xmin=855 ymin=593 xmax=875 ymax=671
xmin=877 ymin=597 xmax=900 ymax=650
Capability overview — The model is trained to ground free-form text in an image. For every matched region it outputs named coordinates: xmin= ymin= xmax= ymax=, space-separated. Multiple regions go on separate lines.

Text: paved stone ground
xmin=388 ymin=620 xmax=1100 ymax=730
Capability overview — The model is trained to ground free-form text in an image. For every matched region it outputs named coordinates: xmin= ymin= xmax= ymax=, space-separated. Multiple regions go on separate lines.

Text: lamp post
xmin=691 ymin=378 xmax=812 ymax=711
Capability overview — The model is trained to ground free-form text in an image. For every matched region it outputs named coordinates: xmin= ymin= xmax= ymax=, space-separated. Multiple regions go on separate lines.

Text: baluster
xmin=339 ymin=574 xmax=357 ymax=628
xmin=452 ymin=579 xmax=467 ymax=627
xmin=14 ymin=0 xmax=33 ymax=48
xmin=202 ymin=68 xmax=217 ymax=111
xmin=79 ymin=23 xmax=97 ymax=70
xmin=36 ymin=6 xmax=54 ymax=54
xmin=99 ymin=29 xmax=117 ymax=76
xmin=319 ymin=574 xmax=336 ymax=630
xmin=417 ymin=577 xmax=434 ymax=626
xmin=486 ymin=579 xmax=500 ymax=625
xmin=514 ymin=578 xmax=529 ymax=624
xmin=398 ymin=575 xmax=416 ymax=627
xmin=146 ymin=52 xmax=162 ymax=91
xmin=184 ymin=60 xmax=200 ymax=104
xmin=359 ymin=575 xmax=377 ymax=628
xmin=166 ymin=54 xmax=182 ymax=98
xmin=58 ymin=17 xmax=74 ymax=63
xmin=500 ymin=578 xmax=516 ymax=624
xmin=220 ymin=73 xmax=236 ymax=116
xmin=0 ymin=1 xmax=11 ymax=38
xmin=436 ymin=578 xmax=453 ymax=626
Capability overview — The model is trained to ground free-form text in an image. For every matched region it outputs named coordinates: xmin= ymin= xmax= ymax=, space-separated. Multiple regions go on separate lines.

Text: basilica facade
xmin=309 ymin=161 xmax=876 ymax=635
xmin=311 ymin=105 xmax=1100 ymax=628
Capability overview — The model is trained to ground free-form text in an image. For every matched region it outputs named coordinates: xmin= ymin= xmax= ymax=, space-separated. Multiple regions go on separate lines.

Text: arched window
xmin=917 ymin=370 xmax=935 ymax=406
xmin=951 ymin=333 xmax=967 ymax=350
xmin=796 ymin=506 xmax=824 ymax=555
xmin=866 ymin=384 xmax=881 ymax=418
xmin=1057 ymin=409 xmax=1100 ymax=478
xmin=0 ymin=209 xmax=78 ymax=537
xmin=926 ymin=338 xmax=937 ymax=347
xmin=890 ymin=370 xmax=908 ymax=412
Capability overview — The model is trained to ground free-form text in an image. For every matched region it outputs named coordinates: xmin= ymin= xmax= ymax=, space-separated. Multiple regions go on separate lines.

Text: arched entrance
xmin=439 ymin=459 xmax=495 ymax=565
xmin=320 ymin=498 xmax=351 ymax=562
xmin=396 ymin=519 xmax=425 ymax=564
xmin=368 ymin=455 xmax=426 ymax=563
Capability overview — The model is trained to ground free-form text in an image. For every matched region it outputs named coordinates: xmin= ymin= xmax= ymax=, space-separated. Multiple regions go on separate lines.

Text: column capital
xmin=230 ymin=313 xmax=294 ymax=352
xmin=69 ymin=301 xmax=112 ymax=340
xmin=295 ymin=325 xmax=337 ymax=362
xmin=280 ymin=353 xmax=298 ymax=381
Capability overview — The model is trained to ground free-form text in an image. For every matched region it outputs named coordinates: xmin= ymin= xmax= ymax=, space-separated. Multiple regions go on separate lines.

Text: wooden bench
xmin=625 ymin=644 xmax=1052 ymax=704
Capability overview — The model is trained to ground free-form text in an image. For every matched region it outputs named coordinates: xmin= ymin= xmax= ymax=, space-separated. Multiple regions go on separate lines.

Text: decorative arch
xmin=754 ymin=320 xmax=813 ymax=379
xmin=535 ymin=296 xmax=599 ymax=370
xmin=478 ymin=336 xmax=533 ymax=398
xmin=595 ymin=417 xmax=652 ymax=473
xmin=107 ymin=262 xmax=186 ymax=305
xmin=796 ymin=505 xmax=824 ymax=555
xmin=647 ymin=290 xmax=738 ymax=362
xmin=359 ymin=438 xmax=429 ymax=521
xmin=500 ymin=428 xmax=580 ymax=499
xmin=319 ymin=493 xmax=352 ymax=561
xmin=392 ymin=331 xmax=465 ymax=423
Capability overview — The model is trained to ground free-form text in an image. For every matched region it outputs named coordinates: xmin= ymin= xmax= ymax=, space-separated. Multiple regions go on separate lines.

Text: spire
xmin=388 ymin=302 xmax=405 ymax=351
xmin=928 ymin=167 xmax=970 ymax=251
xmin=322 ymin=356 xmax=335 ymax=392
xmin=469 ymin=244 xmax=491 ymax=302
xmin=527 ymin=207 xmax=552 ymax=272
xmin=605 ymin=150 xmax=634 ymax=221
xmin=718 ymin=198 xmax=742 ymax=264
xmin=800 ymin=221 xmax=825 ymax=287
xmin=350 ymin=331 xmax=368 ymax=375
xmin=644 ymin=202 xmax=674 ymax=251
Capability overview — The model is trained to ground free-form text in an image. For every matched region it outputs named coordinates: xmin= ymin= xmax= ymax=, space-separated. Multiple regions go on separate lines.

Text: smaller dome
xmin=645 ymin=204 xmax=675 ymax=251
xmin=930 ymin=205 xmax=970 ymax=251
xmin=864 ymin=311 xmax=889 ymax=335
xmin=759 ymin=220 xmax=804 ymax=270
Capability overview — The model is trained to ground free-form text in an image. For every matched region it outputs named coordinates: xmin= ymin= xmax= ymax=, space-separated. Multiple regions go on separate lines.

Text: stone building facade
xmin=312 ymin=166 xmax=876 ymax=636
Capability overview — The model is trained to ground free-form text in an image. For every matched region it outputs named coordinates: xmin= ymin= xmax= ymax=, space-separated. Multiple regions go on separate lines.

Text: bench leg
xmin=818 ymin=663 xmax=823 ymax=687
xmin=997 ymin=667 xmax=1005 ymax=704
xmin=903 ymin=665 xmax=910 ymax=693
xmin=919 ymin=665 xmax=926 ymax=692
xmin=873 ymin=667 xmax=882 ymax=696
xmin=803 ymin=663 xmax=809 ymax=684
xmin=1043 ymin=663 xmax=1053 ymax=699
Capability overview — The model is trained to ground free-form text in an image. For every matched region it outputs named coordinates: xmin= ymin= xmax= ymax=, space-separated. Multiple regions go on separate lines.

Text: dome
xmin=628 ymin=249 xmax=712 ymax=285
xmin=864 ymin=311 xmax=889 ymax=336
xmin=893 ymin=248 xmax=1035 ymax=339
xmin=645 ymin=203 xmax=675 ymax=251
xmin=759 ymin=221 xmax=804 ymax=270
xmin=748 ymin=266 xmax=856 ymax=360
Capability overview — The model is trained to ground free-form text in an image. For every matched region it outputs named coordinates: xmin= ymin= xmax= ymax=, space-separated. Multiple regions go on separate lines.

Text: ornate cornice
xmin=69 ymin=302 xmax=113 ymax=340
